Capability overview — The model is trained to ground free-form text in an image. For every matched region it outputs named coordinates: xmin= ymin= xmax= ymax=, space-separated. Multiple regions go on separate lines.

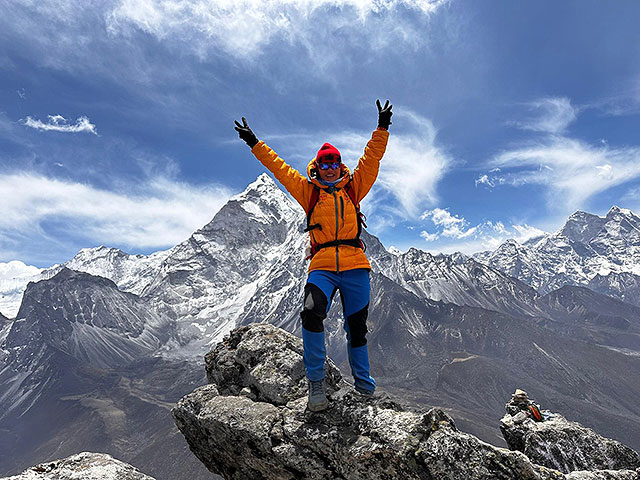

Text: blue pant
xmin=300 ymin=268 xmax=376 ymax=393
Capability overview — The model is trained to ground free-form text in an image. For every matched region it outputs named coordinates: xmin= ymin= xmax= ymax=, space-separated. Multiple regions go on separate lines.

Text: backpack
xmin=528 ymin=404 xmax=543 ymax=422
xmin=303 ymin=178 xmax=367 ymax=259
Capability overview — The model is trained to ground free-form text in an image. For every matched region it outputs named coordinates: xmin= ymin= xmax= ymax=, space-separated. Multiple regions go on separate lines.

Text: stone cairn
xmin=505 ymin=388 xmax=546 ymax=424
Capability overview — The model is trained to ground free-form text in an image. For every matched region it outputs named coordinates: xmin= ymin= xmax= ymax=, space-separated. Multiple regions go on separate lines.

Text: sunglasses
xmin=318 ymin=162 xmax=341 ymax=170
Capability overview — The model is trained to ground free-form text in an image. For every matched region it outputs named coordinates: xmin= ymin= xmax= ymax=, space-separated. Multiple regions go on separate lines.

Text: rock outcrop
xmin=501 ymin=407 xmax=640 ymax=473
xmin=0 ymin=452 xmax=156 ymax=479
xmin=173 ymin=323 xmax=640 ymax=480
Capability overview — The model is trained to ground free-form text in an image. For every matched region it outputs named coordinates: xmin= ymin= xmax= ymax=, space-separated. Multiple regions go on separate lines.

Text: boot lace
xmin=310 ymin=380 xmax=324 ymax=396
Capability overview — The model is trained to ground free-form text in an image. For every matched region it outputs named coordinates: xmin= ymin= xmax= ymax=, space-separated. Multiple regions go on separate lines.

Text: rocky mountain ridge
xmin=173 ymin=323 xmax=640 ymax=480
xmin=476 ymin=206 xmax=640 ymax=305
xmin=0 ymin=268 xmax=214 ymax=480
xmin=3 ymin=174 xmax=640 ymax=478
xmin=501 ymin=410 xmax=640 ymax=474
xmin=5 ymin=178 xmax=640 ymax=334
xmin=1 ymin=452 xmax=156 ymax=480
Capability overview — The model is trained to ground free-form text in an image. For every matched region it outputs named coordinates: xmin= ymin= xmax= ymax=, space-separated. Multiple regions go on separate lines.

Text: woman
xmin=234 ymin=99 xmax=392 ymax=411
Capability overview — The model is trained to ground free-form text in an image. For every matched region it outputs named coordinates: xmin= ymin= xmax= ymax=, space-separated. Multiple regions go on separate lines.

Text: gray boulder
xmin=501 ymin=411 xmax=640 ymax=474
xmin=173 ymin=323 xmax=640 ymax=480
xmin=204 ymin=323 xmax=342 ymax=405
xmin=0 ymin=452 xmax=155 ymax=479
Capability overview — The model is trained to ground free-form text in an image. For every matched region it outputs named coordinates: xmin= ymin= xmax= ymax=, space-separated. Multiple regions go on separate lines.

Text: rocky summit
xmin=0 ymin=452 xmax=156 ymax=480
xmin=501 ymin=409 xmax=640 ymax=474
xmin=173 ymin=323 xmax=640 ymax=480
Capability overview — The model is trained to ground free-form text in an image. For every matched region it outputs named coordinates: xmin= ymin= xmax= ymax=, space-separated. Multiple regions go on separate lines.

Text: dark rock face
xmin=174 ymin=324 xmax=640 ymax=480
xmin=0 ymin=269 xmax=214 ymax=480
xmin=535 ymin=285 xmax=640 ymax=351
xmin=589 ymin=272 xmax=640 ymax=308
xmin=501 ymin=411 xmax=640 ymax=474
xmin=0 ymin=452 xmax=156 ymax=479
xmin=8 ymin=267 xmax=173 ymax=369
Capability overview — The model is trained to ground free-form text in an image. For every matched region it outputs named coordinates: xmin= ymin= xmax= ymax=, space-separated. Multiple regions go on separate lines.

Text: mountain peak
xmin=34 ymin=267 xmax=118 ymax=291
xmin=75 ymin=245 xmax=126 ymax=256
xmin=559 ymin=210 xmax=605 ymax=244
xmin=201 ymin=174 xmax=302 ymax=235
xmin=253 ymin=172 xmax=277 ymax=188
xmin=606 ymin=205 xmax=639 ymax=221
xmin=233 ymin=173 xmax=282 ymax=201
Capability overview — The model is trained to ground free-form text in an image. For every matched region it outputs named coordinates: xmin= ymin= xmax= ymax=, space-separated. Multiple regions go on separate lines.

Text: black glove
xmin=376 ymin=99 xmax=393 ymax=130
xmin=234 ymin=117 xmax=259 ymax=148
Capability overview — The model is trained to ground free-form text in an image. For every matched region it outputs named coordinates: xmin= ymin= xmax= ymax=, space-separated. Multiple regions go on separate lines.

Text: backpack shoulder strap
xmin=344 ymin=177 xmax=367 ymax=231
xmin=307 ymin=183 xmax=320 ymax=214
xmin=344 ymin=177 xmax=358 ymax=207
xmin=303 ymin=184 xmax=322 ymax=233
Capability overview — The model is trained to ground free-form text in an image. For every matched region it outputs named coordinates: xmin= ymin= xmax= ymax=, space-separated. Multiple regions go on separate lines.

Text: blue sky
xmin=2 ymin=0 xmax=640 ymax=267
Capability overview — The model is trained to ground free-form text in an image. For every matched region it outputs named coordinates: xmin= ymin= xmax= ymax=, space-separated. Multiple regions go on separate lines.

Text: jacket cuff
xmin=251 ymin=140 xmax=266 ymax=154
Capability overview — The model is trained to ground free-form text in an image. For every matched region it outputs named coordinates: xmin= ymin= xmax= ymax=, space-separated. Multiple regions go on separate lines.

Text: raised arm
xmin=351 ymin=100 xmax=392 ymax=203
xmin=234 ymin=117 xmax=312 ymax=210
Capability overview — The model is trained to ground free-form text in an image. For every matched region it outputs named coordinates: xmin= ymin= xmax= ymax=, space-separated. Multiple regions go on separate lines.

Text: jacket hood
xmin=306 ymin=157 xmax=352 ymax=189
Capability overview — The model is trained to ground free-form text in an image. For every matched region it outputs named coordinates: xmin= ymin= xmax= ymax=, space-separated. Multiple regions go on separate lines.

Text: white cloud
xmin=22 ymin=115 xmax=98 ymax=135
xmin=419 ymin=207 xmax=548 ymax=253
xmin=512 ymin=224 xmax=545 ymax=242
xmin=476 ymin=96 xmax=640 ymax=210
xmin=486 ymin=136 xmax=640 ymax=210
xmin=420 ymin=231 xmax=439 ymax=241
xmin=17 ymin=88 xmax=26 ymax=99
xmin=106 ymin=0 xmax=448 ymax=61
xmin=0 ymin=173 xmax=233 ymax=249
xmin=0 ymin=260 xmax=42 ymax=283
xmin=475 ymin=174 xmax=492 ymax=187
xmin=595 ymin=163 xmax=614 ymax=180
xmin=586 ymin=79 xmax=640 ymax=117
xmin=421 ymin=208 xmax=476 ymax=239
xmin=376 ymin=110 xmax=452 ymax=218
xmin=512 ymin=97 xmax=578 ymax=134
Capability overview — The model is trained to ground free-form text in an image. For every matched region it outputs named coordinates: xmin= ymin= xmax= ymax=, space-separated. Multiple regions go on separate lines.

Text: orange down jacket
xmin=251 ymin=128 xmax=389 ymax=273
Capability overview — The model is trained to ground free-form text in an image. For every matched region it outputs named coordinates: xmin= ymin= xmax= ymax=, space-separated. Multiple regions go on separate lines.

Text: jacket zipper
xmin=340 ymin=197 xmax=345 ymax=227
xmin=332 ymin=190 xmax=340 ymax=272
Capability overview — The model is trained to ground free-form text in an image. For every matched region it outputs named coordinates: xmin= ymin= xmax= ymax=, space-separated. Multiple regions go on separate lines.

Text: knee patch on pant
xmin=347 ymin=304 xmax=369 ymax=348
xmin=300 ymin=283 xmax=328 ymax=333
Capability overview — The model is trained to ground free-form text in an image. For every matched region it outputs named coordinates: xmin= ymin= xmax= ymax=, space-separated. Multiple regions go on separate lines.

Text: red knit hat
xmin=316 ymin=143 xmax=341 ymax=163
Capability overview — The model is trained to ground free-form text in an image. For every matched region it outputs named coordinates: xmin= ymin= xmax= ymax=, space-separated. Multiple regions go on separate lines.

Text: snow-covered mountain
xmin=367 ymin=244 xmax=540 ymax=318
xmin=0 ymin=268 xmax=213 ymax=480
xmin=1 ymin=174 xmax=549 ymax=330
xmin=1 ymin=268 xmax=176 ymax=419
xmin=4 ymin=174 xmax=640 ymax=477
xmin=476 ymin=206 xmax=640 ymax=305
xmin=2 ymin=174 xmax=546 ymax=350
xmin=7 ymin=177 xmax=640 ymax=345
xmin=0 ymin=249 xmax=170 ymax=318
xmin=51 ymin=246 xmax=172 ymax=295
xmin=140 ymin=174 xmax=308 ymax=352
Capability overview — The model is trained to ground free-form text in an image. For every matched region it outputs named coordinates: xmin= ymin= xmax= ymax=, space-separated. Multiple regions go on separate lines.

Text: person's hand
xmin=376 ymin=99 xmax=393 ymax=130
xmin=234 ymin=117 xmax=259 ymax=148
